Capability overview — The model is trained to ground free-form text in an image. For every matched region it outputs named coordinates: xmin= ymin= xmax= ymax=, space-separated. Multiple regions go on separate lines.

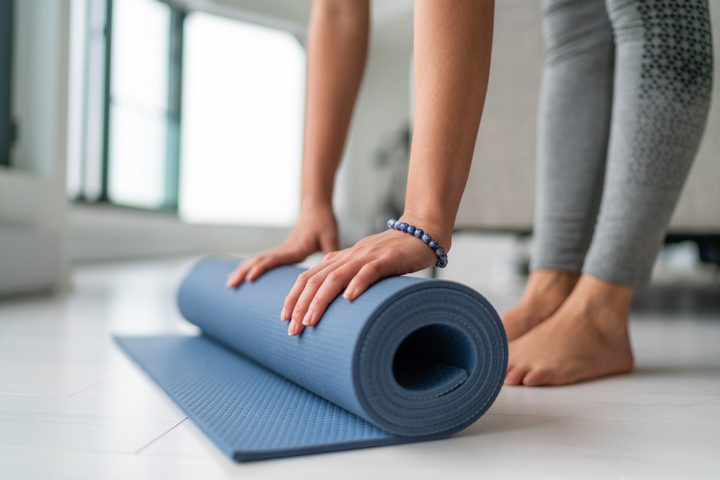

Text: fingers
xmin=226 ymin=258 xmax=255 ymax=287
xmin=343 ymin=260 xmax=391 ymax=301
xmin=288 ymin=261 xmax=363 ymax=336
xmin=280 ymin=252 xmax=342 ymax=321
xmin=226 ymin=249 xmax=302 ymax=288
xmin=245 ymin=250 xmax=297 ymax=282
xmin=278 ymin=229 xmax=434 ymax=337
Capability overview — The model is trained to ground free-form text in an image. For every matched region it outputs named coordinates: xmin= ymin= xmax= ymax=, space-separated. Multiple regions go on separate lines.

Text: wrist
xmin=397 ymin=212 xmax=453 ymax=251
xmin=300 ymin=197 xmax=333 ymax=214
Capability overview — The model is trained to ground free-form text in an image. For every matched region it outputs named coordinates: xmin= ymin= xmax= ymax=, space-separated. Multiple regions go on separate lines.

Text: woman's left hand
xmin=282 ymin=221 xmax=449 ymax=336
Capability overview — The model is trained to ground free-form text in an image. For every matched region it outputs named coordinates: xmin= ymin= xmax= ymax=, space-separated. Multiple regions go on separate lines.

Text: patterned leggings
xmin=531 ymin=0 xmax=714 ymax=286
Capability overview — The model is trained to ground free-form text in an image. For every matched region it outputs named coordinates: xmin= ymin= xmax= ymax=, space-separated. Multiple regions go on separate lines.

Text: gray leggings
xmin=531 ymin=0 xmax=714 ymax=286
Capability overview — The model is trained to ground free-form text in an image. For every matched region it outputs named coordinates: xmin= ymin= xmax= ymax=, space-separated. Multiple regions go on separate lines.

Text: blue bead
xmin=406 ymin=225 xmax=415 ymax=234
xmin=436 ymin=255 xmax=448 ymax=268
xmin=435 ymin=247 xmax=445 ymax=256
xmin=421 ymin=233 xmax=431 ymax=244
xmin=414 ymin=228 xmax=424 ymax=238
xmin=428 ymin=240 xmax=438 ymax=250
xmin=399 ymin=222 xmax=408 ymax=232
xmin=387 ymin=219 xmax=396 ymax=229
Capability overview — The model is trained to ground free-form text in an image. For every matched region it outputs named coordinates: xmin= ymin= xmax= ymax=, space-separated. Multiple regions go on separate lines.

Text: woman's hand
xmin=282 ymin=217 xmax=450 ymax=336
xmin=226 ymin=204 xmax=339 ymax=287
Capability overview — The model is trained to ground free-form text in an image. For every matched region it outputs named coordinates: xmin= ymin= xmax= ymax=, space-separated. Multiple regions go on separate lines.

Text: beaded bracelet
xmin=386 ymin=219 xmax=448 ymax=268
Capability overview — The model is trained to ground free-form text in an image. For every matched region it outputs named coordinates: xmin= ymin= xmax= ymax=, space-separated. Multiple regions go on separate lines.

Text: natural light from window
xmin=108 ymin=0 xmax=171 ymax=208
xmin=179 ymin=13 xmax=305 ymax=226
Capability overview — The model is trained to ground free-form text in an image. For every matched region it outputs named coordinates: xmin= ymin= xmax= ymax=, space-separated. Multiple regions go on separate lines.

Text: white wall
xmin=71 ymin=204 xmax=288 ymax=261
xmin=0 ymin=0 xmax=71 ymax=293
xmin=336 ymin=10 xmax=413 ymax=241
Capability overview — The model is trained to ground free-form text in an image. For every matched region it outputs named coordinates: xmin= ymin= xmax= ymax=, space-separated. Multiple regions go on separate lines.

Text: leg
xmin=584 ymin=0 xmax=714 ymax=286
xmin=507 ymin=0 xmax=714 ymax=386
xmin=503 ymin=0 xmax=615 ymax=340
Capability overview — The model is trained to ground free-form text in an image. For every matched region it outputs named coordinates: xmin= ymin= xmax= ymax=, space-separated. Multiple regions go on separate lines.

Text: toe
xmin=504 ymin=365 xmax=528 ymax=386
xmin=522 ymin=367 xmax=552 ymax=386
xmin=502 ymin=306 xmax=529 ymax=342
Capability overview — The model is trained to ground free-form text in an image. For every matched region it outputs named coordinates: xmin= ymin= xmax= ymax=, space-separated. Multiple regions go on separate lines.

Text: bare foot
xmin=505 ymin=275 xmax=634 ymax=386
xmin=502 ymin=269 xmax=580 ymax=341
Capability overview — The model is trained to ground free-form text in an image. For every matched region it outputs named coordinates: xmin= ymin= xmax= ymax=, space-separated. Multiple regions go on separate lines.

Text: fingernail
xmin=302 ymin=310 xmax=315 ymax=326
xmin=280 ymin=307 xmax=288 ymax=321
xmin=344 ymin=288 xmax=354 ymax=300
xmin=288 ymin=321 xmax=299 ymax=336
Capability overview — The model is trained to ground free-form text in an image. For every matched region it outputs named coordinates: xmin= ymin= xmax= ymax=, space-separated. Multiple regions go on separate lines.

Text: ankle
xmin=570 ymin=275 xmax=633 ymax=331
xmin=574 ymin=275 xmax=633 ymax=307
xmin=524 ymin=269 xmax=580 ymax=302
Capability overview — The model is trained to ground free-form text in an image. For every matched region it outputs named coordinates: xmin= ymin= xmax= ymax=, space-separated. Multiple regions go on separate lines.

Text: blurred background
xmin=0 ymin=0 xmax=718 ymax=296
xmin=0 ymin=2 xmax=719 ymax=475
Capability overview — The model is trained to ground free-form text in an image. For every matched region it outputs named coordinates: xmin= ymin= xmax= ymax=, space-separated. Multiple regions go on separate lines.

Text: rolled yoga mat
xmin=115 ymin=256 xmax=507 ymax=461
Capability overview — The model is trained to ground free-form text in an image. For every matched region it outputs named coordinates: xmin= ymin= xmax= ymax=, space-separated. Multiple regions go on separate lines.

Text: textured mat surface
xmin=115 ymin=257 xmax=507 ymax=461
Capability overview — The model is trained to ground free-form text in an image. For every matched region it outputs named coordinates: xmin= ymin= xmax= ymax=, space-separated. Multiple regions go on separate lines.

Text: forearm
xmin=301 ymin=0 xmax=370 ymax=209
xmin=282 ymin=1 xmax=493 ymax=333
xmin=403 ymin=0 xmax=494 ymax=247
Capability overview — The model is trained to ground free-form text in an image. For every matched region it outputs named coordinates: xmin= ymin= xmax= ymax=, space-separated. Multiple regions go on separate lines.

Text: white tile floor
xmin=1 ymin=253 xmax=719 ymax=479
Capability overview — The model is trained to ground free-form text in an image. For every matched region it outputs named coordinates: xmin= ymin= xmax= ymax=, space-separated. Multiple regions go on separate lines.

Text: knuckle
xmin=362 ymin=263 xmax=379 ymax=275
xmin=263 ymin=252 xmax=278 ymax=262
xmin=306 ymin=276 xmax=322 ymax=288
xmin=366 ymin=250 xmax=381 ymax=261
xmin=297 ymin=272 xmax=310 ymax=283
xmin=379 ymin=250 xmax=395 ymax=261
xmin=289 ymin=284 xmax=304 ymax=298
xmin=325 ymin=271 xmax=341 ymax=284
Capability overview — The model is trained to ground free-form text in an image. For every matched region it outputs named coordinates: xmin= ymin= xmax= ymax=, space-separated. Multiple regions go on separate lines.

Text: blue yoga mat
xmin=115 ymin=256 xmax=507 ymax=461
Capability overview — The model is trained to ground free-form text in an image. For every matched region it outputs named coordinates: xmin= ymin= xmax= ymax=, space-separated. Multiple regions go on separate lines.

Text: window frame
xmin=95 ymin=0 xmax=184 ymax=212
xmin=73 ymin=0 xmax=307 ymax=218
xmin=0 ymin=0 xmax=14 ymax=168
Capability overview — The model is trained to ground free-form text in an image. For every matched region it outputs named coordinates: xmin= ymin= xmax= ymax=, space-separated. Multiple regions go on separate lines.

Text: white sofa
xmin=456 ymin=0 xmax=720 ymax=234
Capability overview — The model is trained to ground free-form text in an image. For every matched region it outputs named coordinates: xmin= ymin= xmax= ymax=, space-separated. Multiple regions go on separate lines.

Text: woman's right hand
xmin=226 ymin=204 xmax=339 ymax=288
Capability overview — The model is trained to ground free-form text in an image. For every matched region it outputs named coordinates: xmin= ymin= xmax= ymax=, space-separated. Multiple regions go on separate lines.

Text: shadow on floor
xmin=632 ymin=285 xmax=720 ymax=315
xmin=632 ymin=364 xmax=720 ymax=379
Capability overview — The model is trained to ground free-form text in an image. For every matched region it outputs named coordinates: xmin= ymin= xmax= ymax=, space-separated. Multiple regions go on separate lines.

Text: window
xmin=67 ymin=0 xmax=108 ymax=199
xmin=68 ymin=1 xmax=306 ymax=227
xmin=67 ymin=0 xmax=110 ymax=199
xmin=107 ymin=0 xmax=178 ymax=209
xmin=67 ymin=0 xmax=182 ymax=203
xmin=179 ymin=13 xmax=305 ymax=226
xmin=0 ymin=0 xmax=13 ymax=167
